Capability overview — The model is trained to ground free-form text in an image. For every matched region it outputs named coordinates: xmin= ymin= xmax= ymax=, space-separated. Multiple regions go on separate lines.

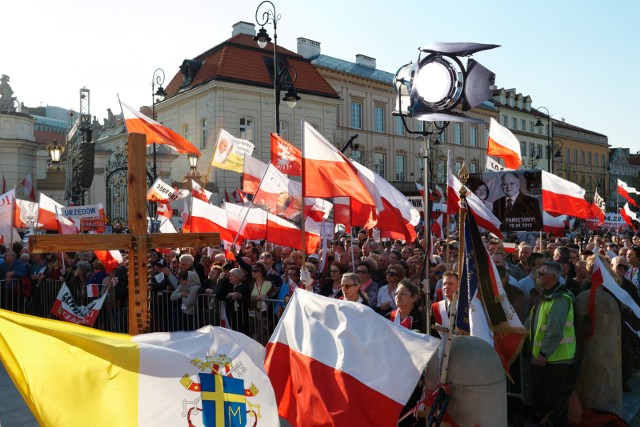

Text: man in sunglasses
xmin=528 ymin=261 xmax=575 ymax=425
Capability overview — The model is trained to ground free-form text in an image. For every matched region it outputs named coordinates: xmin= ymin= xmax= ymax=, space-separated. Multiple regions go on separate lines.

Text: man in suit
xmin=493 ymin=172 xmax=543 ymax=232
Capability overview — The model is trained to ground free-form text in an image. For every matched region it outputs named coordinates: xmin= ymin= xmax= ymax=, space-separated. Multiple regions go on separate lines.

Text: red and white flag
xmin=271 ymin=133 xmax=301 ymax=176
xmin=0 ymin=189 xmax=15 ymax=245
xmin=190 ymin=198 xmax=237 ymax=243
xmin=86 ymin=284 xmax=100 ymax=298
xmin=56 ymin=208 xmax=79 ymax=235
xmin=487 ymin=118 xmax=522 ymax=170
xmin=242 ymin=155 xmax=267 ymax=195
xmin=190 ymin=179 xmax=211 ymax=203
xmin=156 ymin=203 xmax=177 ymax=233
xmin=543 ymin=211 xmax=570 ymax=236
xmin=14 ymin=199 xmax=39 ymax=229
xmin=50 ymin=282 xmax=108 ymax=326
xmin=23 ymin=174 xmax=35 ymax=201
xmin=146 ymin=178 xmax=190 ymax=204
xmin=620 ymin=203 xmax=638 ymax=229
xmin=618 ymin=179 xmax=638 ymax=207
xmin=265 ymin=289 xmax=439 ymax=427
xmin=233 ymin=187 xmax=248 ymax=204
xmin=180 ymin=198 xmax=190 ymax=233
xmin=589 ymin=254 xmax=640 ymax=338
xmin=37 ymin=192 xmax=64 ymax=231
xmin=94 ymin=250 xmax=123 ymax=274
xmin=353 ymin=161 xmax=419 ymax=242
xmin=542 ymin=171 xmax=594 ymax=219
xmin=120 ymin=99 xmax=200 ymax=155
xmin=302 ymin=122 xmax=377 ymax=229
xmin=224 ymin=203 xmax=320 ymax=253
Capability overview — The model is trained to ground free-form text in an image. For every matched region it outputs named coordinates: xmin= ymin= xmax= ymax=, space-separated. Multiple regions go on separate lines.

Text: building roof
xmin=164 ymin=34 xmax=339 ymax=100
xmin=311 ymin=54 xmax=395 ymax=84
xmin=552 ymin=118 xmax=607 ymax=139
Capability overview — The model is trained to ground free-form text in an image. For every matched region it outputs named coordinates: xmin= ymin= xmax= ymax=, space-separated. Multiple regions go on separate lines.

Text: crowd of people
xmin=1 ymin=225 xmax=639 ymax=425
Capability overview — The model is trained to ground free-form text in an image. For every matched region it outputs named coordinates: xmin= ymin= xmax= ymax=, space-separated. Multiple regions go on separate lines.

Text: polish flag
xmin=589 ymin=254 xmax=640 ymax=338
xmin=156 ymin=203 xmax=177 ymax=233
xmin=620 ymin=203 xmax=638 ymax=229
xmin=302 ymin=122 xmax=377 ymax=229
xmin=542 ymin=171 xmax=594 ymax=219
xmin=94 ymin=250 xmax=123 ymax=273
xmin=180 ymin=198 xmax=190 ymax=233
xmin=303 ymin=197 xmax=333 ymax=222
xmin=224 ymin=203 xmax=320 ymax=253
xmin=38 ymin=192 xmax=64 ymax=231
xmin=431 ymin=210 xmax=444 ymax=239
xmin=265 ymin=290 xmax=439 ymax=427
xmin=618 ymin=179 xmax=638 ymax=207
xmin=416 ymin=182 xmax=425 ymax=197
xmin=487 ymin=118 xmax=522 ymax=170
xmin=190 ymin=198 xmax=237 ymax=243
xmin=271 ymin=133 xmax=301 ymax=176
xmin=120 ymin=99 xmax=200 ymax=155
xmin=242 ymin=155 xmax=267 ymax=195
xmin=190 ymin=180 xmax=212 ymax=203
xmin=234 ymin=188 xmax=248 ymax=204
xmin=543 ymin=211 xmax=569 ymax=236
xmin=86 ymin=284 xmax=100 ymax=298
xmin=23 ymin=174 xmax=35 ymax=201
xmin=353 ymin=161 xmax=419 ymax=243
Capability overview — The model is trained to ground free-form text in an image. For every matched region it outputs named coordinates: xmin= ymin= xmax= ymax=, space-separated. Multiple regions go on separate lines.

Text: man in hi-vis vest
xmin=528 ymin=261 xmax=576 ymax=426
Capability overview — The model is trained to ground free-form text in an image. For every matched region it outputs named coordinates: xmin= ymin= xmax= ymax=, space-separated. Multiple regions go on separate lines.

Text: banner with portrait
xmin=468 ymin=170 xmax=543 ymax=232
xmin=211 ymin=129 xmax=255 ymax=173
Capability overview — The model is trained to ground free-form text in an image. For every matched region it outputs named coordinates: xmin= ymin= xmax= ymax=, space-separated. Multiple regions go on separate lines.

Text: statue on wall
xmin=0 ymin=75 xmax=17 ymax=113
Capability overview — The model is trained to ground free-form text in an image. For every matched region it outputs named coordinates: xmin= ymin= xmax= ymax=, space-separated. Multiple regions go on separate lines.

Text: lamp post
xmin=534 ymin=106 xmax=553 ymax=172
xmin=254 ymin=0 xmax=300 ymax=135
xmin=151 ymin=68 xmax=167 ymax=180
xmin=187 ymin=153 xmax=200 ymax=178
xmin=47 ymin=140 xmax=62 ymax=171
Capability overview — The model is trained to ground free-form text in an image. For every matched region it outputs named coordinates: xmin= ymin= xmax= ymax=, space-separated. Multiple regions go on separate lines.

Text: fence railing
xmin=0 ymin=278 xmax=285 ymax=345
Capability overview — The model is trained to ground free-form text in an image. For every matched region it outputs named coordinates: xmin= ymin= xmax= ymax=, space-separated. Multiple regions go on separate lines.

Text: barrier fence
xmin=0 ymin=278 xmax=285 ymax=345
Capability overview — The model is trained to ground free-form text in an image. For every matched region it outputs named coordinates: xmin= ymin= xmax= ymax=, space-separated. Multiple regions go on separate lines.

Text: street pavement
xmin=1 ymin=361 xmax=639 ymax=426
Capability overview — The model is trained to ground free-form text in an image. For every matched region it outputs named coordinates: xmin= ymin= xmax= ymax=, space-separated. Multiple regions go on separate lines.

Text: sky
xmin=5 ymin=1 xmax=639 ymax=152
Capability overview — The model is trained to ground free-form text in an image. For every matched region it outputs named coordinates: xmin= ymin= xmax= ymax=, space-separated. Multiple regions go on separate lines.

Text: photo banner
xmin=211 ymin=129 xmax=255 ymax=173
xmin=468 ymin=170 xmax=543 ymax=232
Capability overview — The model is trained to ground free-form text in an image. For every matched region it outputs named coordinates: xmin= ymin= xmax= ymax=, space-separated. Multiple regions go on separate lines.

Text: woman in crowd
xmin=225 ymin=267 xmax=251 ymax=335
xmin=340 ymin=272 xmax=368 ymax=305
xmin=323 ymin=262 xmax=346 ymax=298
xmin=171 ymin=270 xmax=201 ymax=331
xmin=249 ymin=262 xmax=276 ymax=343
xmin=388 ymin=280 xmax=424 ymax=332
xmin=377 ymin=265 xmax=405 ymax=315
xmin=355 ymin=261 xmax=379 ymax=308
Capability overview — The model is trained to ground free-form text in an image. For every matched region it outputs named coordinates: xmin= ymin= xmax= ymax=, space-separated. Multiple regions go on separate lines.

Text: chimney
xmin=297 ymin=37 xmax=321 ymax=59
xmin=355 ymin=54 xmax=376 ymax=68
xmin=232 ymin=21 xmax=256 ymax=37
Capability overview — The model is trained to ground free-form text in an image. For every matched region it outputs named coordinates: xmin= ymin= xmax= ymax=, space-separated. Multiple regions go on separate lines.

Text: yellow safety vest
xmin=532 ymin=293 xmax=576 ymax=362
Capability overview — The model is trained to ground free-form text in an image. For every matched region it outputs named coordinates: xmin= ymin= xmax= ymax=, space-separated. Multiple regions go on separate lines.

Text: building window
xmin=183 ymin=124 xmax=189 ymax=141
xmin=502 ymin=115 xmax=508 ymax=126
xmin=374 ymin=106 xmax=385 ymax=132
xmin=436 ymin=160 xmax=445 ymax=183
xmin=521 ymin=141 xmax=527 ymax=156
xmin=280 ymin=121 xmax=289 ymax=141
xmin=588 ymin=152 xmax=592 ymax=166
xmin=200 ymin=119 xmax=208 ymax=148
xmin=581 ymin=151 xmax=585 ymax=164
xmin=470 ymin=127 xmax=477 ymax=147
xmin=438 ymin=128 xmax=445 ymax=143
xmin=573 ymin=150 xmax=577 ymax=163
xmin=454 ymin=161 xmax=463 ymax=174
xmin=351 ymin=101 xmax=362 ymax=129
xmin=511 ymin=117 xmax=517 ymax=128
xmin=529 ymin=121 xmax=535 ymax=133
xmin=529 ymin=143 xmax=535 ymax=158
xmin=336 ymin=105 xmax=340 ymax=127
xmin=454 ymin=123 xmax=462 ymax=145
xmin=469 ymin=162 xmax=478 ymax=173
xmin=395 ymin=116 xmax=405 ymax=136
xmin=521 ymin=119 xmax=526 ymax=130
xmin=595 ymin=153 xmax=599 ymax=167
xmin=395 ymin=154 xmax=406 ymax=181
xmin=239 ymin=117 xmax=254 ymax=142
xmin=374 ymin=152 xmax=386 ymax=178
xmin=350 ymin=150 xmax=363 ymax=164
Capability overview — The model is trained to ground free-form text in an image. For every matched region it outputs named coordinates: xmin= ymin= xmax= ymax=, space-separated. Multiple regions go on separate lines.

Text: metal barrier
xmin=1 ymin=278 xmax=285 ymax=345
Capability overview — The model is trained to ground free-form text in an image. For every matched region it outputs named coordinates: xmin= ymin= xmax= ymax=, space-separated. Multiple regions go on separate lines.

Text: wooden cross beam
xmin=29 ymin=133 xmax=220 ymax=334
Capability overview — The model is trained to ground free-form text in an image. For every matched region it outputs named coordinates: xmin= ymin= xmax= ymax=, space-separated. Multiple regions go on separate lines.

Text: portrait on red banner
xmin=469 ymin=170 xmax=543 ymax=232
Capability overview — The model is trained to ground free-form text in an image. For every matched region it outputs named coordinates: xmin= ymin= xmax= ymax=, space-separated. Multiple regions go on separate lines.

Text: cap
xmin=154 ymin=259 xmax=167 ymax=268
xmin=307 ymin=254 xmax=320 ymax=261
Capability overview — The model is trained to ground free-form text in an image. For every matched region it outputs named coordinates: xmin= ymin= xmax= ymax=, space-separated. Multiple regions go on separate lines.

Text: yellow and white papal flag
xmin=0 ymin=309 xmax=279 ymax=427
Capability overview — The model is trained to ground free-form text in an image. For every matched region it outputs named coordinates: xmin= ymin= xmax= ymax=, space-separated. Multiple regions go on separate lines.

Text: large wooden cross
xmin=28 ymin=133 xmax=220 ymax=334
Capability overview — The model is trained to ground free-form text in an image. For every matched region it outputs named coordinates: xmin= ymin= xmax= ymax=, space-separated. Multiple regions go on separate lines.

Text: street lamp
xmin=48 ymin=139 xmax=62 ymax=171
xmin=187 ymin=153 xmax=200 ymax=177
xmin=534 ymin=106 xmax=556 ymax=172
xmin=254 ymin=0 xmax=300 ymax=135
xmin=151 ymin=68 xmax=167 ymax=180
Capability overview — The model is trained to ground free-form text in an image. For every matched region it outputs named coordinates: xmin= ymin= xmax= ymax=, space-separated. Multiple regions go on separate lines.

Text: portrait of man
xmin=492 ymin=171 xmax=543 ymax=232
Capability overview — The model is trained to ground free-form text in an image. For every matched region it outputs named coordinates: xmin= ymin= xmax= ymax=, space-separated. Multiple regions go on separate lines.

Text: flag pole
xmin=300 ymin=119 xmax=308 ymax=275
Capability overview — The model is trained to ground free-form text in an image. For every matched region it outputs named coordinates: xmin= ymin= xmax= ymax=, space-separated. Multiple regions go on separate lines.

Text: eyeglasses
xmin=341 ymin=283 xmax=357 ymax=289
xmin=386 ymin=271 xmax=398 ymax=276
xmin=356 ymin=269 xmax=368 ymax=274
xmin=394 ymin=291 xmax=412 ymax=297
xmin=251 ymin=269 xmax=261 ymax=273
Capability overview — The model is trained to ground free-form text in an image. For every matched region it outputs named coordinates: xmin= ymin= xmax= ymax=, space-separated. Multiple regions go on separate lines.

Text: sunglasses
xmin=386 ymin=271 xmax=398 ymax=276
xmin=341 ymin=283 xmax=357 ymax=289
xmin=251 ymin=269 xmax=261 ymax=273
